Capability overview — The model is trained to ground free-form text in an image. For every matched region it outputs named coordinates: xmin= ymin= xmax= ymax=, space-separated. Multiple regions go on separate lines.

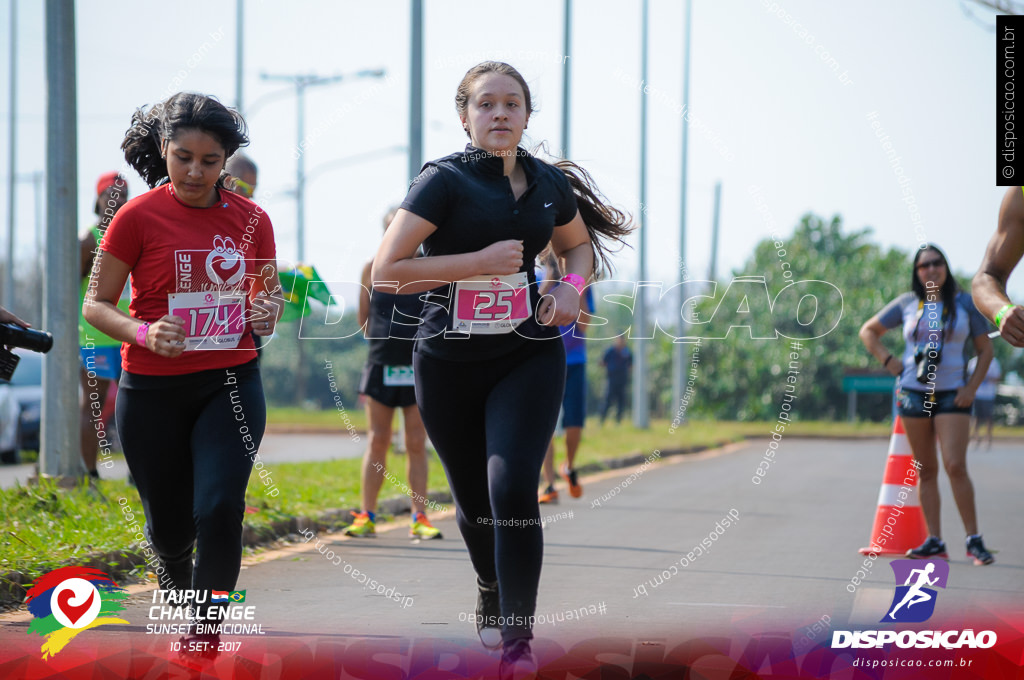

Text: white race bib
xmin=167 ymin=291 xmax=246 ymax=351
xmin=383 ymin=365 xmax=415 ymax=386
xmin=450 ymin=273 xmax=532 ymax=335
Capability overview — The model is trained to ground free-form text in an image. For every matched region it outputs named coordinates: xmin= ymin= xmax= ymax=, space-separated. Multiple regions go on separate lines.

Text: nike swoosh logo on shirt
xmin=544 ymin=202 xmax=554 ymax=208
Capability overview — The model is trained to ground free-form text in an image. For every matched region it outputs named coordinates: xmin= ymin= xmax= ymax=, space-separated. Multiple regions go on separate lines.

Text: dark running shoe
xmin=966 ymin=535 xmax=995 ymax=566
xmin=538 ymin=486 xmax=559 ymax=504
xmin=906 ymin=536 xmax=948 ymax=559
xmin=499 ymin=638 xmax=536 ymax=680
xmin=476 ymin=578 xmax=501 ymax=649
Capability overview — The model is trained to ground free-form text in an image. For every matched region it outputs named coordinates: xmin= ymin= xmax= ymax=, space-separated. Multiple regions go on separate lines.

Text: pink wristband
xmin=561 ymin=273 xmax=586 ymax=293
xmin=135 ymin=322 xmax=149 ymax=347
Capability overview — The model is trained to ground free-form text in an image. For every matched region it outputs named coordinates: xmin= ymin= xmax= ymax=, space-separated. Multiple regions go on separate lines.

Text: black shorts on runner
xmin=897 ymin=388 xmax=971 ymax=417
xmin=359 ymin=363 xmax=417 ymax=409
xmin=972 ymin=398 xmax=995 ymax=421
xmin=561 ymin=363 xmax=586 ymax=429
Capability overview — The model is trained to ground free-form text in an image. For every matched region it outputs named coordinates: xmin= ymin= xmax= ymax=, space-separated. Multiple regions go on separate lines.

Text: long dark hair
xmin=455 ymin=61 xmax=634 ymax=277
xmin=912 ymin=244 xmax=959 ymax=338
xmin=121 ymin=92 xmax=249 ymax=188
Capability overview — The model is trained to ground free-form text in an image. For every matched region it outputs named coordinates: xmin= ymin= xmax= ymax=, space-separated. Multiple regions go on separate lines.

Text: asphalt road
xmin=2 ymin=436 xmax=1021 ymax=675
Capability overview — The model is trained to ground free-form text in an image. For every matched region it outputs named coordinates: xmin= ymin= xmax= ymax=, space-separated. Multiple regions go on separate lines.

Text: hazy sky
xmin=0 ymin=0 xmax=1016 ymax=300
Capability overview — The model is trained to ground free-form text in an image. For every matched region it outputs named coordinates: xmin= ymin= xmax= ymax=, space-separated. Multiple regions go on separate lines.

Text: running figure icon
xmin=887 ymin=563 xmax=939 ymax=620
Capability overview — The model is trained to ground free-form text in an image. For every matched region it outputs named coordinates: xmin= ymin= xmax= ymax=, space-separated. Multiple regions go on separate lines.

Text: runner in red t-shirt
xmin=82 ymin=92 xmax=283 ymax=656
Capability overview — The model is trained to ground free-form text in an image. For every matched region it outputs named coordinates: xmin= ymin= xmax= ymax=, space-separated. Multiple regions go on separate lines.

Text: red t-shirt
xmin=101 ymin=184 xmax=277 ymax=376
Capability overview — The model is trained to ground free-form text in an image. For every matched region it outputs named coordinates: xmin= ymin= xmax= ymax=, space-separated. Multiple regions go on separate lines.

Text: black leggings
xmin=414 ymin=339 xmax=565 ymax=643
xmin=116 ymin=359 xmax=265 ymax=598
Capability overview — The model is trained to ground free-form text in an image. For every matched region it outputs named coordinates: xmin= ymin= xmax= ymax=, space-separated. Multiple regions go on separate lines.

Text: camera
xmin=0 ymin=322 xmax=53 ymax=382
xmin=913 ymin=342 xmax=941 ymax=385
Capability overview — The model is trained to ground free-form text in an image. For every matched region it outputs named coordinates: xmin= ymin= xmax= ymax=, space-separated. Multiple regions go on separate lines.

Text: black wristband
xmin=883 ymin=354 xmax=893 ymax=367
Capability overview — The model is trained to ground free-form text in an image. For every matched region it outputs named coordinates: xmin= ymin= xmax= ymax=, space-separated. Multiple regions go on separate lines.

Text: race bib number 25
xmin=451 ymin=273 xmax=532 ymax=335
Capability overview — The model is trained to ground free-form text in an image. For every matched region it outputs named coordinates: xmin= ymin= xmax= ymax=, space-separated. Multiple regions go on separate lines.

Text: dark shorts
xmin=972 ymin=398 xmax=996 ymax=421
xmin=897 ymin=388 xmax=971 ymax=418
xmin=561 ymin=362 xmax=586 ymax=428
xmin=359 ymin=363 xmax=416 ymax=409
xmin=80 ymin=346 xmax=122 ymax=382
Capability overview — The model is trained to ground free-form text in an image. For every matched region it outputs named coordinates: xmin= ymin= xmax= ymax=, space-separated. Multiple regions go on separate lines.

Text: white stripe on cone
xmin=876 ymin=483 xmax=921 ymax=508
xmin=887 ymin=433 xmax=910 ymax=456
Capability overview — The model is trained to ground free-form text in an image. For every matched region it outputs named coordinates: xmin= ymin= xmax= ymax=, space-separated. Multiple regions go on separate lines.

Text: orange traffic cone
xmin=858 ymin=416 xmax=929 ymax=555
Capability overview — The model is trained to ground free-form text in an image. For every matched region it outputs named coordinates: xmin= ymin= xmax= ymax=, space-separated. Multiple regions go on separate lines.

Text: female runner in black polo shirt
xmin=374 ymin=61 xmax=631 ymax=676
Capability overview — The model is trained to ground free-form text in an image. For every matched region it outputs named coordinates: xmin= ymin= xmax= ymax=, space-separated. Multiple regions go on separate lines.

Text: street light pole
xmin=671 ymin=0 xmax=693 ymax=417
xmin=43 ymin=0 xmax=80 ymax=478
xmin=235 ymin=0 xmax=244 ymax=111
xmin=6 ymin=0 xmax=17 ymax=309
xmin=260 ymin=70 xmax=386 ymax=263
xmin=561 ymin=0 xmax=572 ymax=159
xmin=409 ymin=0 xmax=423 ymax=183
xmin=633 ymin=0 xmax=650 ymax=429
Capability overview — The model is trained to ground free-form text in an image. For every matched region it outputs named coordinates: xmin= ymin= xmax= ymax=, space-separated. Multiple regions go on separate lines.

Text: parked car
xmin=0 ymin=381 xmax=21 ymax=463
xmin=8 ymin=350 xmax=42 ymax=452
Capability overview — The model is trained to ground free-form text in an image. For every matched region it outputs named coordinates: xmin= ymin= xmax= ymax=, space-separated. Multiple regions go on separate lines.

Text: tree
xmin=666 ymin=213 xmax=911 ymax=421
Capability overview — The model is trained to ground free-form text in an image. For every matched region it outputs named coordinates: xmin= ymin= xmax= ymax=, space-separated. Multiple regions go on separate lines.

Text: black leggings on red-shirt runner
xmin=116 ymin=359 xmax=265 ymax=598
xmin=414 ymin=338 xmax=566 ymax=643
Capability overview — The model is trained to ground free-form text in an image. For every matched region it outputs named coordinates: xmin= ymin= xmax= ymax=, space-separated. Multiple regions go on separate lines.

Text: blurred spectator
xmin=600 ymin=335 xmax=632 ymax=425
xmin=969 ymin=355 xmax=1001 ymax=449
xmin=79 ymin=172 xmax=128 ymax=478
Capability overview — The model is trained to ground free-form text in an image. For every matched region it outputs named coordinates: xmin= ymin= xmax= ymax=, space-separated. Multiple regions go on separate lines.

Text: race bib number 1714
xmin=167 ymin=291 xmax=245 ymax=351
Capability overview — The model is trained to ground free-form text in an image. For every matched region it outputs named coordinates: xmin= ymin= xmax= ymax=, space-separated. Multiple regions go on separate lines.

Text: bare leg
xmin=564 ymin=426 xmax=582 ymax=470
xmin=933 ymin=413 xmax=978 ymax=536
xmin=902 ymin=417 xmax=941 ymax=539
xmin=360 ymin=398 xmax=395 ymax=514
xmin=402 ymin=404 xmax=429 ymax=515
xmin=541 ymin=441 xmax=556 ymax=489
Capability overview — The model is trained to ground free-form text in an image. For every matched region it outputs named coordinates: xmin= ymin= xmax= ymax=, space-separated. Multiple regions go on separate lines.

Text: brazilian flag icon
xmin=229 ymin=590 xmax=246 ymax=603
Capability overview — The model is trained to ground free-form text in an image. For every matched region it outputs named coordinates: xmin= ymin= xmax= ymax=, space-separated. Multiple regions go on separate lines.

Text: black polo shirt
xmin=400 ymin=144 xmax=578 ymax=361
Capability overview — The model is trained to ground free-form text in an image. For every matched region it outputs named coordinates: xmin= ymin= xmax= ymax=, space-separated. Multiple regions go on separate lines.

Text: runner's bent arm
xmin=249 ymin=261 xmax=285 ymax=336
xmin=358 ymin=261 xmax=373 ymax=330
xmin=973 ymin=186 xmax=1024 ymax=346
xmin=372 ymin=208 xmax=525 ymax=293
xmin=82 ymin=251 xmax=186 ymax=358
xmin=79 ymin=232 xmax=96 ymax=280
xmin=859 ymin=317 xmax=901 ymax=377
xmin=538 ymin=209 xmax=592 ymax=327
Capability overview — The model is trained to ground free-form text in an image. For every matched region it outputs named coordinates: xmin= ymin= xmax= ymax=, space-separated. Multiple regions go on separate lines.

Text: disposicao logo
xmin=25 ymin=566 xmax=129 ymax=659
xmin=882 ymin=559 xmax=948 ymax=623
xmin=832 ymin=559 xmax=997 ymax=650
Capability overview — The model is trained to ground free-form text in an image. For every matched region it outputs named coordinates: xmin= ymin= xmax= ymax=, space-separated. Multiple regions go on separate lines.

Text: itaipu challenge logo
xmin=25 ymin=566 xmax=129 ymax=659
xmin=881 ymin=559 xmax=949 ymax=623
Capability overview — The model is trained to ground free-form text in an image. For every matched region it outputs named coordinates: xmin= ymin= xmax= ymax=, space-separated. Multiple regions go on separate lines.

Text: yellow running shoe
xmin=410 ymin=512 xmax=443 ymax=540
xmin=343 ymin=511 xmax=377 ymax=537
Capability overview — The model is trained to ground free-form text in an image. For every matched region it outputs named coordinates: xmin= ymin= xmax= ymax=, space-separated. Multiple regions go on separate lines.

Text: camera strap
xmin=911 ymin=297 xmax=951 ymax=348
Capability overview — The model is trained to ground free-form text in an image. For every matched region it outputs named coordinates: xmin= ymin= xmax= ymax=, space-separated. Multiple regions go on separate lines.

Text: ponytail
xmin=121 ymin=92 xmax=249 ymax=189
xmin=552 ymin=159 xmax=634 ymax=278
xmin=121 ymin=105 xmax=167 ymax=188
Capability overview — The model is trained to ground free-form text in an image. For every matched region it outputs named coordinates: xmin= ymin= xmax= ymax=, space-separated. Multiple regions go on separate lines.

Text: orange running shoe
xmin=561 ymin=464 xmax=583 ymax=498
xmin=538 ymin=486 xmax=559 ymax=504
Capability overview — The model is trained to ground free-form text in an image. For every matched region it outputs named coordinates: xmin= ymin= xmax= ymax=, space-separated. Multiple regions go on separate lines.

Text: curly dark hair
xmin=121 ymin=92 xmax=248 ymax=188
